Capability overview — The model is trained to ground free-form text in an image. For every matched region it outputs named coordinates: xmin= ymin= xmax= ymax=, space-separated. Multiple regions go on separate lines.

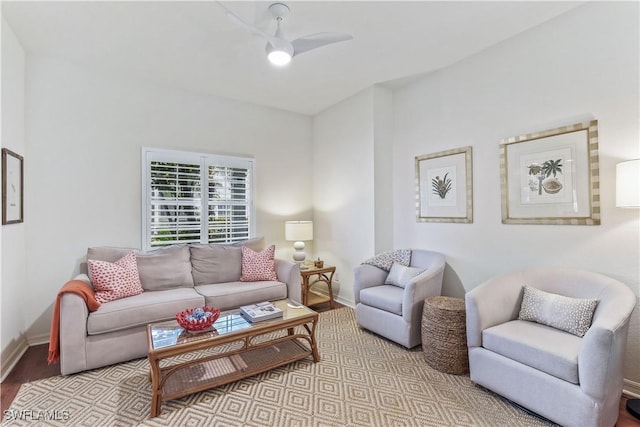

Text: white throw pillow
xmin=518 ymin=285 xmax=598 ymax=337
xmin=384 ymin=262 xmax=425 ymax=288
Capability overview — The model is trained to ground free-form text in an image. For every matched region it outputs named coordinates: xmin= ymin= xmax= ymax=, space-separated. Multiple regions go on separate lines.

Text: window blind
xmin=208 ymin=165 xmax=251 ymax=244
xmin=142 ymin=149 xmax=253 ymax=250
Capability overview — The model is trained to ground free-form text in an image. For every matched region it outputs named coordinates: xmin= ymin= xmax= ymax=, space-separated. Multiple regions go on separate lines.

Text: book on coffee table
xmin=240 ymin=301 xmax=283 ymax=323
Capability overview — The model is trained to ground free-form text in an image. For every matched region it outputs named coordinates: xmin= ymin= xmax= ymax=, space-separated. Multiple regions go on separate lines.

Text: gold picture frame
xmin=499 ymin=120 xmax=600 ymax=225
xmin=416 ymin=146 xmax=473 ymax=223
xmin=2 ymin=148 xmax=24 ymax=225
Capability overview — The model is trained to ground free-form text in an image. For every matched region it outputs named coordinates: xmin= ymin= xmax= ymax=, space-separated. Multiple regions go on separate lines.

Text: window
xmin=142 ymin=148 xmax=254 ymax=250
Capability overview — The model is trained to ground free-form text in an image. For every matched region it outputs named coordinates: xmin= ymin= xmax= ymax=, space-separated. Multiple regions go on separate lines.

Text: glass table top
xmin=149 ymin=299 xmax=314 ymax=350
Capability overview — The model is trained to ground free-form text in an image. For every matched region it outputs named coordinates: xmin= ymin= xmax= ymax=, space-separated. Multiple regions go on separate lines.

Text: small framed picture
xmin=2 ymin=148 xmax=24 ymax=225
xmin=415 ymin=146 xmax=473 ymax=223
xmin=499 ymin=120 xmax=600 ymax=225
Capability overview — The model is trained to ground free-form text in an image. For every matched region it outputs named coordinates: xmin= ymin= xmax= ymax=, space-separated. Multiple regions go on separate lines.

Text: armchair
xmin=465 ymin=268 xmax=636 ymax=427
xmin=353 ymin=249 xmax=445 ymax=348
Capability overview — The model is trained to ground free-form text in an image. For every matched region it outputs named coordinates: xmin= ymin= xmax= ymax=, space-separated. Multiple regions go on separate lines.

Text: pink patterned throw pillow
xmin=88 ymin=251 xmax=144 ymax=303
xmin=240 ymin=245 xmax=278 ymax=282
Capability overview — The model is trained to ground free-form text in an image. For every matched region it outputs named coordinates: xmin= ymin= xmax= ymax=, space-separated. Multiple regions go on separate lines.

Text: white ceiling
xmin=2 ymin=1 xmax=584 ymax=116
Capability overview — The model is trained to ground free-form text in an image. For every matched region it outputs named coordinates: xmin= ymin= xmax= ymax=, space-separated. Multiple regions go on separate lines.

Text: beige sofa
xmin=59 ymin=238 xmax=301 ymax=375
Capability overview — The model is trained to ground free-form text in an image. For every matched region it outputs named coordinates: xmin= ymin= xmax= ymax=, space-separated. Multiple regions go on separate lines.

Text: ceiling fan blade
xmin=217 ymin=1 xmax=278 ymax=45
xmin=291 ymin=32 xmax=353 ymax=57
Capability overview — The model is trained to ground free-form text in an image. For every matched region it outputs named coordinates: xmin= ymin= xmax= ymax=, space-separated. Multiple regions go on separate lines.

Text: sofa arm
xmin=465 ymin=276 xmax=523 ymax=348
xmin=353 ymin=264 xmax=388 ymax=304
xmin=275 ymin=259 xmax=302 ymax=303
xmin=578 ymin=299 xmax=636 ymax=400
xmin=402 ymin=263 xmax=444 ymax=320
xmin=59 ymin=274 xmax=91 ymax=375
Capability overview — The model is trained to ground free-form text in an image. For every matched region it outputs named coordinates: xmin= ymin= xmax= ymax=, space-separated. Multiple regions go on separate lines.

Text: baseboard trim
xmin=334 ymin=294 xmax=354 ymax=308
xmin=624 ymin=379 xmax=640 ymax=398
xmin=26 ymin=332 xmax=50 ymax=346
xmin=0 ymin=335 xmax=29 ymax=382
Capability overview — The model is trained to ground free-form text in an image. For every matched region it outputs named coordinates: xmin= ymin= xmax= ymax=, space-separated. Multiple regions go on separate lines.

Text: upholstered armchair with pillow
xmin=353 ymin=249 xmax=445 ymax=348
xmin=465 ymin=268 xmax=636 ymax=427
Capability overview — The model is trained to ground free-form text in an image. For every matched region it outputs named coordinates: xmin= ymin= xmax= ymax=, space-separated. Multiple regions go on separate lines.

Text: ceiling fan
xmin=218 ymin=2 xmax=353 ymax=66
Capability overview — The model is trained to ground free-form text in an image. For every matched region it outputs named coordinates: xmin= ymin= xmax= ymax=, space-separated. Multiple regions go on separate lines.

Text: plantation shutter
xmin=149 ymin=161 xmax=202 ymax=248
xmin=208 ymin=165 xmax=251 ymax=243
xmin=143 ymin=149 xmax=253 ymax=250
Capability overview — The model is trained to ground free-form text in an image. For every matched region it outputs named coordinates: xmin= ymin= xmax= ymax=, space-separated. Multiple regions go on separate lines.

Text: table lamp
xmin=285 ymin=221 xmax=313 ymax=265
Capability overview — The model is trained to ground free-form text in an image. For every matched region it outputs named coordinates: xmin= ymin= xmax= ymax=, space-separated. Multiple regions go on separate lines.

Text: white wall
xmin=373 ymin=86 xmax=394 ymax=253
xmin=312 ymin=88 xmax=374 ymax=301
xmin=21 ymin=55 xmax=312 ymax=340
xmin=392 ymin=2 xmax=639 ymax=382
xmin=1 ymin=17 xmax=27 ymax=371
xmin=312 ymin=85 xmax=393 ymax=303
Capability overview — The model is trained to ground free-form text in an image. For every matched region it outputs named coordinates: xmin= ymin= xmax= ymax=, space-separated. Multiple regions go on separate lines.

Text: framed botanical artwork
xmin=415 ymin=146 xmax=473 ymax=223
xmin=2 ymin=148 xmax=24 ymax=225
xmin=499 ymin=120 xmax=600 ymax=225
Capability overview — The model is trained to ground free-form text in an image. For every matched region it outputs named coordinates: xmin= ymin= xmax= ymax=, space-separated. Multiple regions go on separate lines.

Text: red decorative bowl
xmin=176 ymin=306 xmax=220 ymax=332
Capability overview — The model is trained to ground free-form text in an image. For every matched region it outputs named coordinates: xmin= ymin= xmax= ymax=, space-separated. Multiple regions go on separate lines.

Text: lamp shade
xmin=616 ymin=159 xmax=640 ymax=208
xmin=285 ymin=221 xmax=313 ymax=241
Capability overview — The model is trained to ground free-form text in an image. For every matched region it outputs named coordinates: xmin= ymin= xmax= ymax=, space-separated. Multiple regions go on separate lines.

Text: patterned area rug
xmin=5 ymin=308 xmax=555 ymax=426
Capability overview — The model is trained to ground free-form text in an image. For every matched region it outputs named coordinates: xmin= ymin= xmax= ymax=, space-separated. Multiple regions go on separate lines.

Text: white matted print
xmin=416 ymin=147 xmax=472 ymax=223
xmin=2 ymin=148 xmax=24 ymax=225
xmin=427 ymin=165 xmax=457 ymax=207
xmin=500 ymin=120 xmax=600 ymax=225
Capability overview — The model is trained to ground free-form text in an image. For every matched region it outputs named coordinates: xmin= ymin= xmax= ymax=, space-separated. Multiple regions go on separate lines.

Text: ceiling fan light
xmin=267 ymin=49 xmax=292 ymax=66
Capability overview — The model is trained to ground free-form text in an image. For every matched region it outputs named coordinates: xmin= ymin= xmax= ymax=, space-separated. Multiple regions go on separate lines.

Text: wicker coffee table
xmin=146 ymin=299 xmax=319 ymax=417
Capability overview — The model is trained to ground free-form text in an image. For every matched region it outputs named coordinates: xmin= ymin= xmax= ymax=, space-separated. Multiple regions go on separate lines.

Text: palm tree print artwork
xmin=527 ymin=159 xmax=563 ymax=195
xmin=432 ymin=173 xmax=452 ymax=199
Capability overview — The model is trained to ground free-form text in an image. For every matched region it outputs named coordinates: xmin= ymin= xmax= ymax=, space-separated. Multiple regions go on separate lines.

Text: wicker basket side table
xmin=421 ymin=296 xmax=469 ymax=375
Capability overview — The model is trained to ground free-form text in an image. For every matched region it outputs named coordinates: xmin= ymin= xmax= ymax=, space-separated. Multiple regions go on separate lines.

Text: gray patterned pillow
xmin=362 ymin=249 xmax=411 ymax=271
xmin=518 ymin=285 xmax=598 ymax=337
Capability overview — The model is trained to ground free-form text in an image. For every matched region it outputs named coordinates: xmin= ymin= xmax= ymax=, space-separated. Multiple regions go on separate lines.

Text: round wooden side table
xmin=421 ymin=296 xmax=469 ymax=375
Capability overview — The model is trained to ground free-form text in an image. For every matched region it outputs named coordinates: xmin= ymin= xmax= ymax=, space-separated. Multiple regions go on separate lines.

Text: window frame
xmin=141 ymin=147 xmax=255 ymax=251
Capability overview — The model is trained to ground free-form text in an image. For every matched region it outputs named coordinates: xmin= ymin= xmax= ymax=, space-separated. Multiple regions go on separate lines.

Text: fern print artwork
xmin=424 ymin=165 xmax=457 ymax=208
xmin=416 ymin=147 xmax=471 ymax=223
xmin=432 ymin=173 xmax=453 ymax=199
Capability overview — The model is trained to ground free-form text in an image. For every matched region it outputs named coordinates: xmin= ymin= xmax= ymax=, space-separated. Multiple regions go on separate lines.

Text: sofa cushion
xmin=233 ymin=237 xmax=265 ymax=252
xmin=189 ymin=237 xmax=266 ymax=285
xmin=482 ymin=319 xmax=581 ymax=384
xmin=195 ymin=281 xmax=286 ymax=310
xmin=87 ymin=245 xmax=194 ymax=290
xmin=190 ymin=245 xmax=242 ymax=285
xmin=240 ymin=245 xmax=277 ymax=282
xmin=384 ymin=262 xmax=424 ymax=288
xmin=135 ymin=245 xmax=194 ymax=291
xmin=359 ymin=285 xmax=404 ymax=315
xmin=88 ymin=251 xmax=144 ymax=303
xmin=87 ymin=287 xmax=205 ymax=335
xmin=518 ymin=285 xmax=598 ymax=337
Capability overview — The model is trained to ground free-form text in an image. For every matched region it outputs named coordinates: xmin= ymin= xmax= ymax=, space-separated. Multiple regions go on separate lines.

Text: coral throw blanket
xmin=47 ymin=280 xmax=101 ymax=365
